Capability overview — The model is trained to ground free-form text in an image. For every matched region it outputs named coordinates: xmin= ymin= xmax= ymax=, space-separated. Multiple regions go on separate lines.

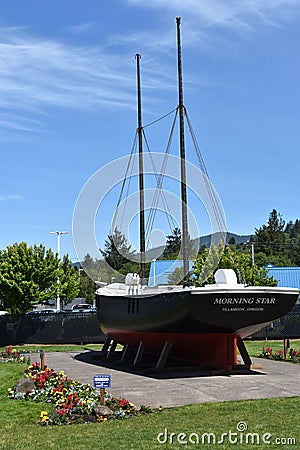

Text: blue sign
xmin=93 ymin=374 xmax=111 ymax=389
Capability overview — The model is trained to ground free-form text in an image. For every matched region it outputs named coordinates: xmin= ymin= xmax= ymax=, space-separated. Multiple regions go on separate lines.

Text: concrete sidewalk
xmin=30 ymin=351 xmax=300 ymax=408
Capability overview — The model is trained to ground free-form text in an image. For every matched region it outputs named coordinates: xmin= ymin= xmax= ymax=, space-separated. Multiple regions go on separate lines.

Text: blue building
xmin=266 ymin=265 xmax=300 ymax=290
xmin=148 ymin=260 xmax=194 ymax=286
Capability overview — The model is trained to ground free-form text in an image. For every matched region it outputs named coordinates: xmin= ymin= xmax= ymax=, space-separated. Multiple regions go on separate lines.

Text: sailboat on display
xmin=95 ymin=18 xmax=299 ymax=370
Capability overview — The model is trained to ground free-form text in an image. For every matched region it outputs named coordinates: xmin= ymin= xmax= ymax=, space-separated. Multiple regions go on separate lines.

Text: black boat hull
xmin=96 ymin=288 xmax=299 ymax=368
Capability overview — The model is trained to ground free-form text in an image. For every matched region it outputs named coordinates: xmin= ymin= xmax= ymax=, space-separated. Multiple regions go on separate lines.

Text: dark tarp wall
xmin=0 ymin=312 xmax=106 ymax=346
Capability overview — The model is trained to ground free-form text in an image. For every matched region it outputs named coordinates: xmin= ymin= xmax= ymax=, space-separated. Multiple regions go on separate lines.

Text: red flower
xmin=119 ymin=397 xmax=130 ymax=408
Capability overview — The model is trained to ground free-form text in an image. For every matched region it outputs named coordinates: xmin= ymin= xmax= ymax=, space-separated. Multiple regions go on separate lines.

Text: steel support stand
xmin=236 ymin=337 xmax=252 ymax=369
xmin=133 ymin=341 xmax=145 ymax=367
xmin=120 ymin=344 xmax=133 ymax=363
xmin=106 ymin=340 xmax=118 ymax=360
xmin=155 ymin=341 xmax=173 ymax=370
xmin=100 ymin=337 xmax=112 ymax=357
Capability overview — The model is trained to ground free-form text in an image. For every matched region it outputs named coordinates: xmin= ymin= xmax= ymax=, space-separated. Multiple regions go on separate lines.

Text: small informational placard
xmin=93 ymin=374 xmax=111 ymax=389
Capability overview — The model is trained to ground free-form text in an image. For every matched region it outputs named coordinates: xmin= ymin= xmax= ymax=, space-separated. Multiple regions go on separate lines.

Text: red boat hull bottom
xmin=105 ymin=330 xmax=239 ymax=370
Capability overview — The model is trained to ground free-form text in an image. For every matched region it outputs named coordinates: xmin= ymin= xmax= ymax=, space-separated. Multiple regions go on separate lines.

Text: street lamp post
xmin=49 ymin=231 xmax=68 ymax=311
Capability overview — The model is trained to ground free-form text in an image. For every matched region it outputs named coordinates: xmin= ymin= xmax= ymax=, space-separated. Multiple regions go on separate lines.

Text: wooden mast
xmin=176 ymin=17 xmax=189 ymax=286
xmin=135 ymin=53 xmax=146 ymax=281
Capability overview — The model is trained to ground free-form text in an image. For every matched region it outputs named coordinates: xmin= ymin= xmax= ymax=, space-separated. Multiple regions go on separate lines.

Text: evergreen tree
xmin=162 ymin=227 xmax=197 ymax=260
xmin=163 ymin=227 xmax=182 ymax=259
xmin=254 ymin=209 xmax=287 ymax=257
xmin=78 ymin=271 xmax=96 ymax=303
xmin=100 ymin=227 xmax=135 ymax=272
xmin=285 ymin=219 xmax=300 ymax=266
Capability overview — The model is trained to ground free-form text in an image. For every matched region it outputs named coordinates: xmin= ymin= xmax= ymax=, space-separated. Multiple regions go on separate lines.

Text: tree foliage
xmin=192 ymin=245 xmax=277 ymax=286
xmin=253 ymin=209 xmax=287 ymax=257
xmin=252 ymin=209 xmax=300 ymax=266
xmin=58 ymin=255 xmax=80 ymax=306
xmin=100 ymin=227 xmax=136 ymax=272
xmin=162 ymin=227 xmax=182 ymax=259
xmin=78 ymin=272 xmax=96 ymax=303
xmin=162 ymin=227 xmax=197 ymax=260
xmin=168 ymin=267 xmax=184 ymax=285
xmin=0 ymin=242 xmax=79 ymax=313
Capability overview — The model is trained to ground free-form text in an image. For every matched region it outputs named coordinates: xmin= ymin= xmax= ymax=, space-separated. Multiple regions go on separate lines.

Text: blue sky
xmin=1 ymin=0 xmax=299 ymax=262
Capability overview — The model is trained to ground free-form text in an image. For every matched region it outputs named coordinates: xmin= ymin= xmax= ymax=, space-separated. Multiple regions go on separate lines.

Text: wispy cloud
xmin=0 ymin=27 xmax=140 ymax=136
xmin=67 ymin=22 xmax=95 ymax=35
xmin=121 ymin=0 xmax=300 ymax=57
xmin=112 ymin=0 xmax=300 ymax=71
xmin=125 ymin=0 xmax=300 ymax=32
xmin=1 ymin=0 xmax=299 ymax=137
xmin=0 ymin=25 xmax=178 ymax=138
xmin=0 ymin=28 xmax=136 ymax=105
xmin=0 ymin=194 xmax=23 ymax=201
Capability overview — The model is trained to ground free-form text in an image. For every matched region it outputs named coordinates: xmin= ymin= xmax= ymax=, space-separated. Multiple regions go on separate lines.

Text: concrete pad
xmin=30 ymin=351 xmax=300 ymax=408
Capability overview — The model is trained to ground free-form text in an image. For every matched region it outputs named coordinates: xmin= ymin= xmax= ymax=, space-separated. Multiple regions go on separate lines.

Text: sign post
xmin=40 ymin=349 xmax=45 ymax=370
xmin=93 ymin=374 xmax=111 ymax=406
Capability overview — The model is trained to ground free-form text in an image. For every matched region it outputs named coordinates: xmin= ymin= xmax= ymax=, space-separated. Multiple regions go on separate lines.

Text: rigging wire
xmin=185 ymin=109 xmax=227 ymax=241
xmin=113 ymin=132 xmax=138 ymax=232
xmin=112 ymin=105 xmax=231 ymax=275
xmin=143 ymin=131 xmax=176 ymax=241
xmin=144 ymin=111 xmax=179 ymax=246
xmin=143 ymin=108 xmax=177 ymax=129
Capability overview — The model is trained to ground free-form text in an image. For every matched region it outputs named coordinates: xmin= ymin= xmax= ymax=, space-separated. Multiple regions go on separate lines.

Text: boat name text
xmin=213 ymin=297 xmax=275 ymax=305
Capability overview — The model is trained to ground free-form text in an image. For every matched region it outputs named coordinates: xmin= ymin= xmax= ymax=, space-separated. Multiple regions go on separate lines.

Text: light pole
xmin=49 ymin=231 xmax=68 ymax=310
xmin=251 ymin=243 xmax=255 ymax=267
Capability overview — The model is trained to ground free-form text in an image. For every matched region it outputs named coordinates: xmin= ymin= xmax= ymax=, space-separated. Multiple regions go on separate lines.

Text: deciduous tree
xmin=0 ymin=242 xmax=79 ymax=313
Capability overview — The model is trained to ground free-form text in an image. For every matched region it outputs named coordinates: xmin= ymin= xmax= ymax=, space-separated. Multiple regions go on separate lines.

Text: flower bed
xmin=1 ymin=345 xmax=31 ymax=364
xmin=259 ymin=346 xmax=300 ymax=363
xmin=8 ymin=361 xmax=162 ymax=425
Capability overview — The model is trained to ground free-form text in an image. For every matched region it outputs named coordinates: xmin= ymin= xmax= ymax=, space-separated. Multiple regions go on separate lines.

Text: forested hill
xmin=199 ymin=232 xmax=252 ymax=248
xmin=140 ymin=232 xmax=252 ymax=261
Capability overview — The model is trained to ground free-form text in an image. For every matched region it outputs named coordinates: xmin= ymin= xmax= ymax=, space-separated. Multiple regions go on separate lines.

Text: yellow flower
xmin=40 ymin=411 xmax=48 ymax=417
xmin=97 ymin=416 xmax=107 ymax=422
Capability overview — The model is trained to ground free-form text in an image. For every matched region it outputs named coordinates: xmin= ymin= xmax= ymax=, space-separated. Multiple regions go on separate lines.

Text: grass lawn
xmin=1 ymin=339 xmax=300 ymax=358
xmin=244 ymin=339 xmax=300 ymax=357
xmin=0 ymin=344 xmax=105 ymax=353
xmin=1 ymin=362 xmax=299 ymax=450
